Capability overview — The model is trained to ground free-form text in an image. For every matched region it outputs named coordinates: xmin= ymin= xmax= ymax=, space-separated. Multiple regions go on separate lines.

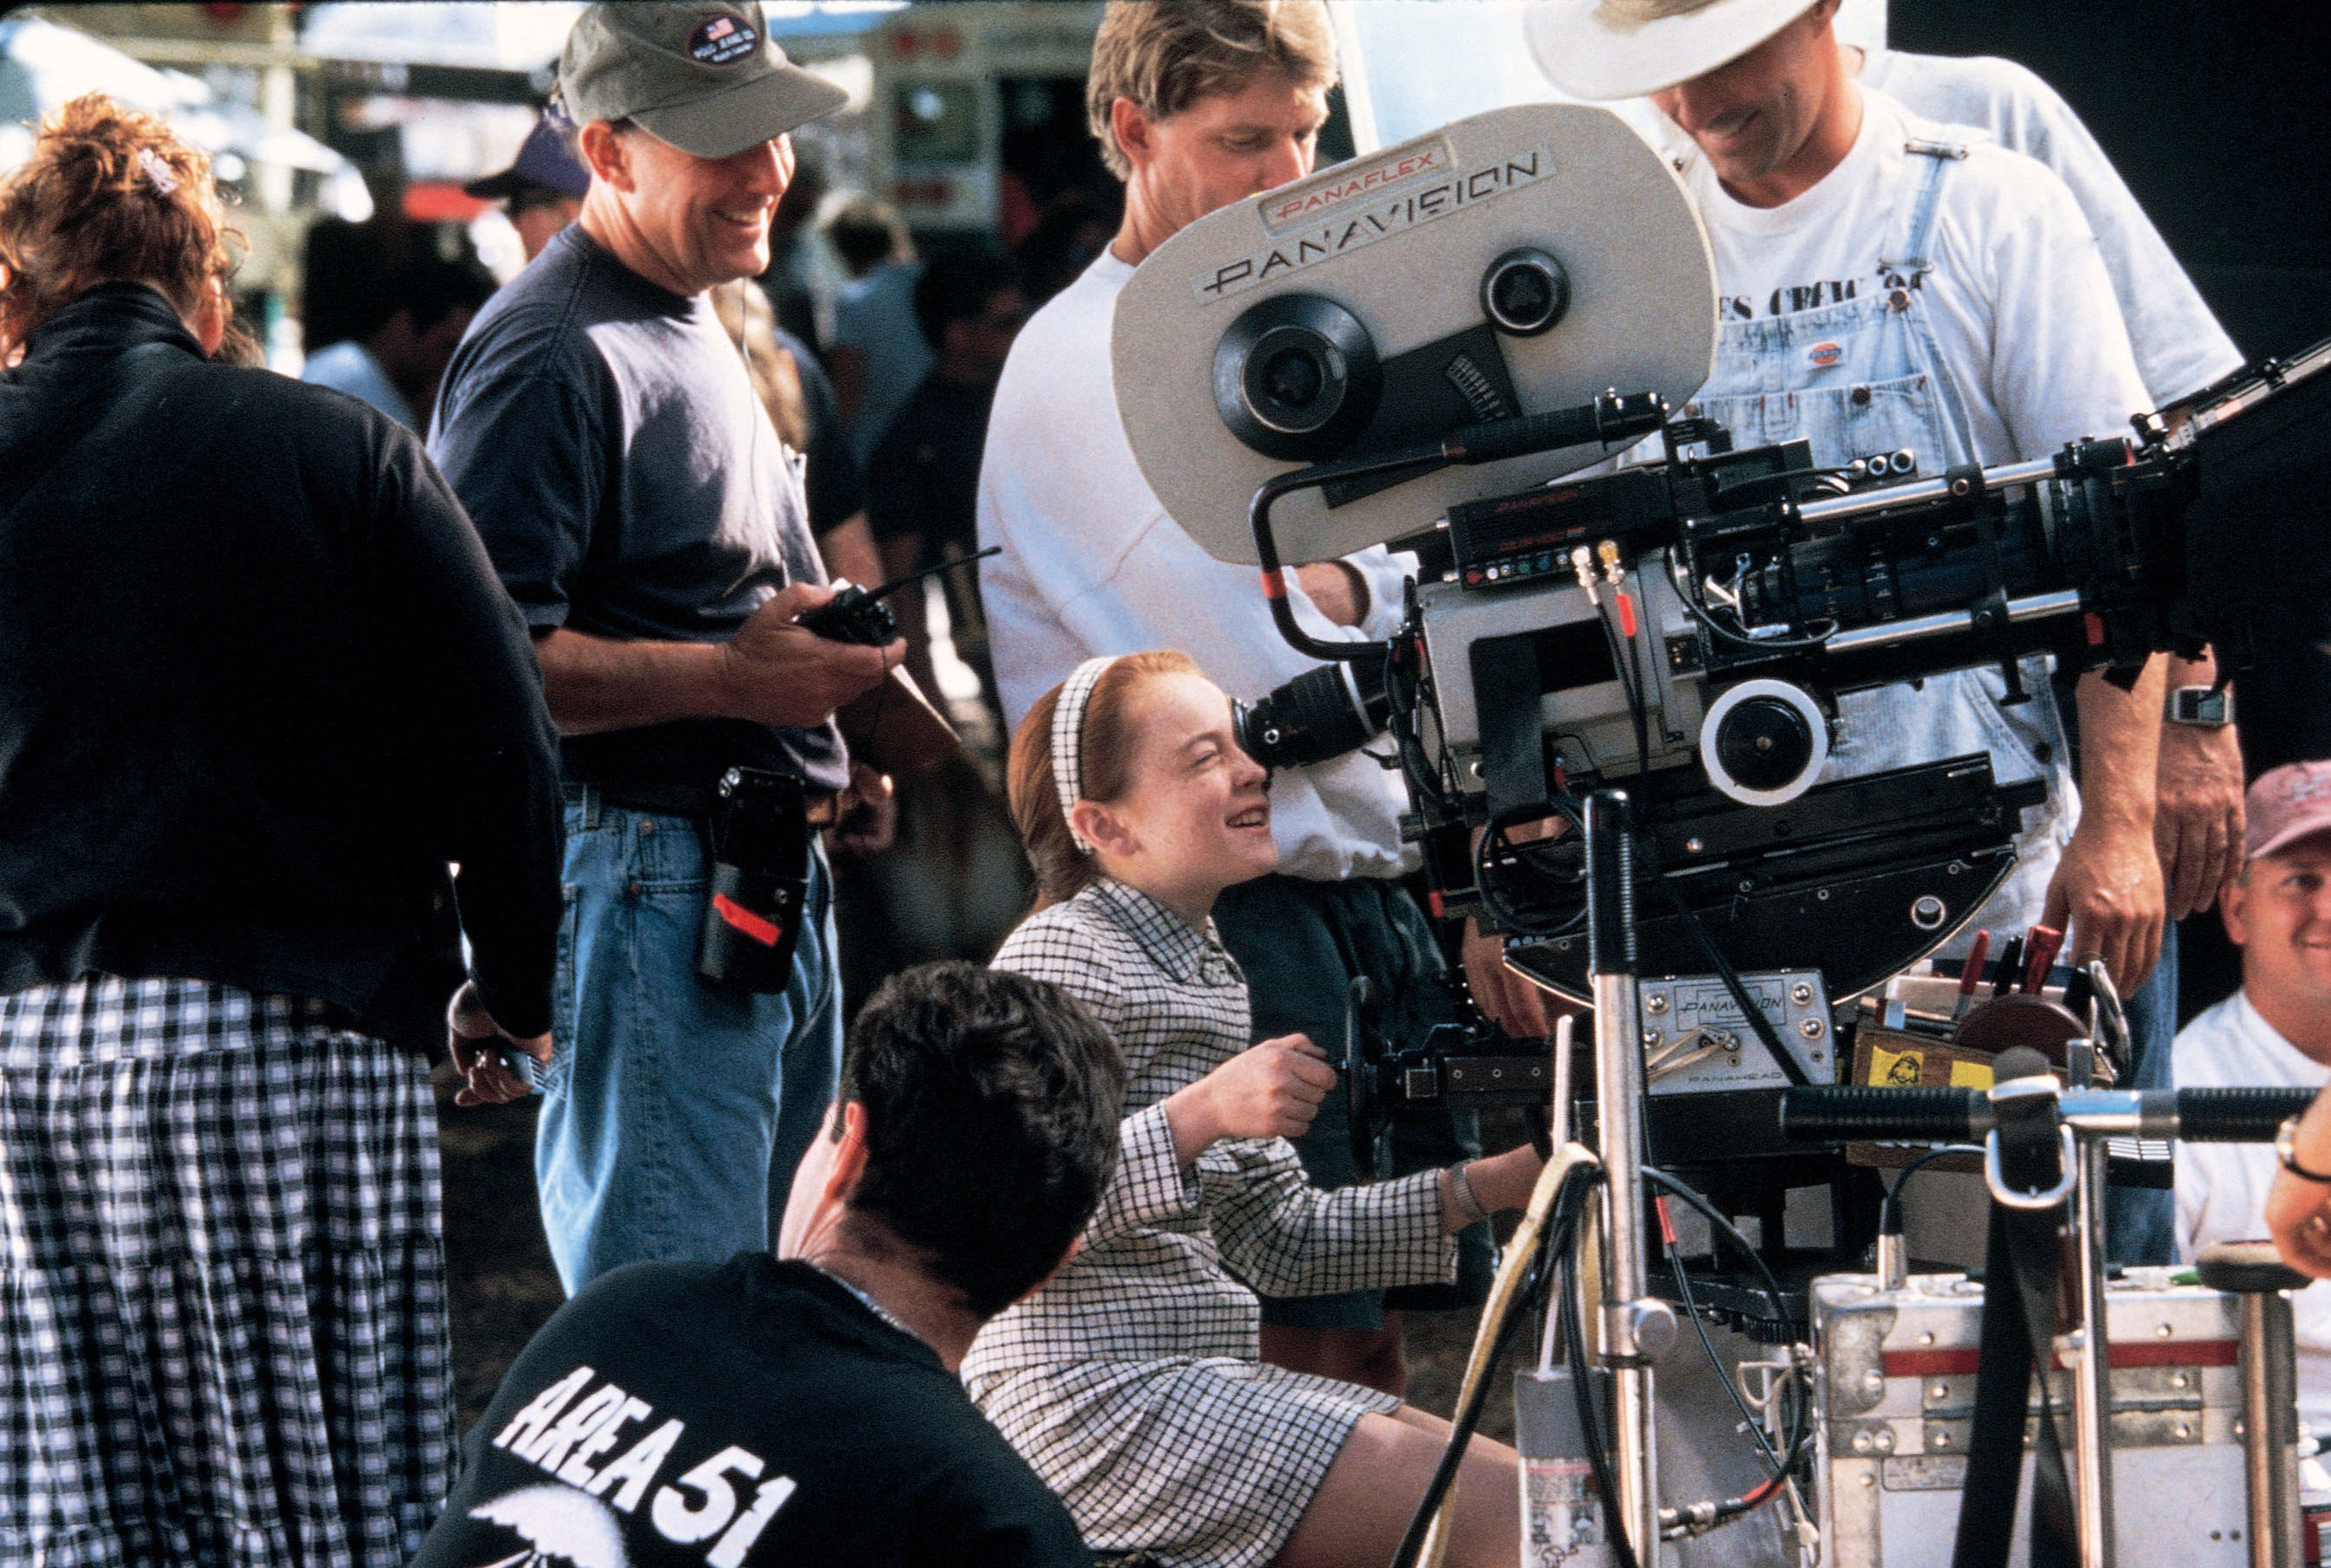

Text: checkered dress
xmin=0 ymin=977 xmax=452 ymax=1568
xmin=974 ymin=879 xmax=1453 ymax=1568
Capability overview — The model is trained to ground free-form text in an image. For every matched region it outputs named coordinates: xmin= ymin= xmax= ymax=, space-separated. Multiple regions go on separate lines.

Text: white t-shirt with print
xmin=1857 ymin=49 xmax=2244 ymax=407
xmin=2173 ymin=989 xmax=2331 ymax=1434
xmin=1678 ymin=86 xmax=2153 ymax=468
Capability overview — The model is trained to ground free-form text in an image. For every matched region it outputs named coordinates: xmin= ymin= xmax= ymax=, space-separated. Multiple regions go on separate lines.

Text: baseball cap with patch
xmin=558 ymin=2 xmax=847 ymax=159
xmin=2246 ymin=761 xmax=2331 ymax=861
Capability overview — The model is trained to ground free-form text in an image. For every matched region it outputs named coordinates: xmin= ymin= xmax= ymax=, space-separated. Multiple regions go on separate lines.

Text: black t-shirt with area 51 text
xmin=410 ymin=1254 xmax=1091 ymax=1568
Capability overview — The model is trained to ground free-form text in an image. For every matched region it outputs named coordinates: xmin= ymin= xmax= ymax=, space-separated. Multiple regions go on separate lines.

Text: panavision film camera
xmin=1116 ymin=100 xmax=2331 ymax=1568
xmin=1117 ymin=100 xmax=2327 ymax=1015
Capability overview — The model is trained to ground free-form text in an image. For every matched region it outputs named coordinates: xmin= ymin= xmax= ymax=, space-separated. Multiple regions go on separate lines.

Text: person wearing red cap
xmin=2180 ymin=761 xmax=2331 ymax=1430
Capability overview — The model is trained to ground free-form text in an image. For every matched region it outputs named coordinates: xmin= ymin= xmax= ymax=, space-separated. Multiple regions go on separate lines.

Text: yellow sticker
xmin=1870 ymin=1045 xmax=1926 ymax=1087
xmin=1949 ymin=1059 xmax=1996 ymax=1089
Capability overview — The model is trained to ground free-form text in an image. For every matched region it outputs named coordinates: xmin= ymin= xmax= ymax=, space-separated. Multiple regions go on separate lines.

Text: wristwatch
xmin=2166 ymin=685 xmax=2235 ymax=728
xmin=2276 ymin=1116 xmax=2331 ymax=1183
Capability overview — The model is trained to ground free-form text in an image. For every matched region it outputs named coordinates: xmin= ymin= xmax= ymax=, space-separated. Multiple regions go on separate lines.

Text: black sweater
xmin=0 ymin=284 xmax=562 ymax=1041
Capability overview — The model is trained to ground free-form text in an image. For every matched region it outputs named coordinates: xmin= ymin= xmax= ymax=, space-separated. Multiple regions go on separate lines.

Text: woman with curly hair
xmin=0 ymin=96 xmax=564 ymax=1565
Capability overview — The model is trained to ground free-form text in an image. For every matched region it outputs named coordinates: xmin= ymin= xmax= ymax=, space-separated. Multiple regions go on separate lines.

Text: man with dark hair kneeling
xmin=411 ymin=962 xmax=1121 ymax=1568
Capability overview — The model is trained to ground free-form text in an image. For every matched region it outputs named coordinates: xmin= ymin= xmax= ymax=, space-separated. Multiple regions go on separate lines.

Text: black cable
xmin=1620 ymin=602 xmax=1654 ymax=785
xmin=1878 ymin=1143 xmax=1985 ymax=1234
xmin=1654 ymin=1177 xmax=1804 ymax=1457
xmin=1662 ymin=1246 xmax=1797 ymax=1527
xmin=1474 ymin=811 xmax=1586 ymax=941
xmin=1383 ymin=633 xmax=1452 ymax=816
xmin=1667 ymin=1245 xmax=1787 ymax=1480
xmin=1645 ymin=1171 xmax=1814 ymax=1538
xmin=1592 ymin=595 xmax=1653 ymax=788
xmin=1641 ymin=1168 xmax=1797 ymax=1341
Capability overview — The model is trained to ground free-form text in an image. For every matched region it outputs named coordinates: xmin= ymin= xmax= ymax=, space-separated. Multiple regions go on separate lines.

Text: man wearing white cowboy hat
xmin=1535 ymin=0 xmax=2171 ymax=1197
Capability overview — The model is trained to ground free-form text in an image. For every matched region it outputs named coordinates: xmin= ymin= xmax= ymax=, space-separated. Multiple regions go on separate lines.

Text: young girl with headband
xmin=974 ymin=651 xmax=1544 ymax=1568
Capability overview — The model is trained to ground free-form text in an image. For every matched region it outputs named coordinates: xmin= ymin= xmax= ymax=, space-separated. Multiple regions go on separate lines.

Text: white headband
xmin=1051 ymin=656 xmax=1118 ymax=855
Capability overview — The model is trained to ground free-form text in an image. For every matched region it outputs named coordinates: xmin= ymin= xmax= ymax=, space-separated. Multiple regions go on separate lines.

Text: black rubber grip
xmin=1448 ymin=405 xmax=1610 ymax=466
xmin=1445 ymin=392 xmax=1666 ymax=467
xmin=1779 ymin=1086 xmax=1976 ymax=1143
xmin=2175 ymin=1086 xmax=2319 ymax=1142
xmin=1583 ymin=794 xmax=1635 ymax=976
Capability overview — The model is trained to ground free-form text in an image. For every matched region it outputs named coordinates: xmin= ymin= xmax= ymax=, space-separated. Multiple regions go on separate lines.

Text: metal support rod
xmin=2069 ymin=1126 xmax=2116 ymax=1567
xmin=2240 ymin=1288 xmax=2302 ymax=1568
xmin=1793 ymin=455 xmax=2058 ymax=525
xmin=1584 ymin=791 xmax=1667 ymax=1564
xmin=1820 ymin=587 xmax=2085 ymax=654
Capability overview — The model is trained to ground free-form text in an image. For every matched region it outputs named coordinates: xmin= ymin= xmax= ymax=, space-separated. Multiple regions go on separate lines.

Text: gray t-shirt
xmin=431 ymin=225 xmax=845 ymax=794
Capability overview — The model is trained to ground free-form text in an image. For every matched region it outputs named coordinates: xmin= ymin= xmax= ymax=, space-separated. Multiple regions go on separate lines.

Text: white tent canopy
xmin=0 ymin=11 xmax=364 ymax=217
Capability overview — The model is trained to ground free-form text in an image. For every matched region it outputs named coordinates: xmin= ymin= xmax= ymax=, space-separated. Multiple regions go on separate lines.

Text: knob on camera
xmin=1480 ymin=247 xmax=1570 ymax=337
xmin=1699 ymin=679 xmax=1832 ymax=807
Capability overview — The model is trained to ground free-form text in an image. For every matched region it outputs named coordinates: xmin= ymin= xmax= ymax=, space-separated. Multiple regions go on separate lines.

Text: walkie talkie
xmin=795 ymin=545 xmax=1002 ymax=645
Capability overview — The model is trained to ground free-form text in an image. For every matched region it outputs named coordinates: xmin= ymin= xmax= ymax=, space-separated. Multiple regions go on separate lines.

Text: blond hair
xmin=711 ymin=280 xmax=812 ymax=450
xmin=1085 ymin=0 xmax=1338 ymax=180
xmin=0 ymin=94 xmax=240 ymax=353
xmin=1007 ymin=651 xmax=1203 ymax=905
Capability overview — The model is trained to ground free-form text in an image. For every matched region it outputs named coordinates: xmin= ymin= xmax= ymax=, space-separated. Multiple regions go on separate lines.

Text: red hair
xmin=1007 ymin=651 xmax=1202 ymax=905
xmin=0 ymin=94 xmax=240 ymax=353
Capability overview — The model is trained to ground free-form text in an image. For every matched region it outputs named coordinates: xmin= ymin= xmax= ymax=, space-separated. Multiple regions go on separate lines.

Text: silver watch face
xmin=2167 ymin=686 xmax=2232 ymax=727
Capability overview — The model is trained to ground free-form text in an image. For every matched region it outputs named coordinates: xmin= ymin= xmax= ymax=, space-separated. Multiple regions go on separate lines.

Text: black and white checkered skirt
xmin=0 ymin=977 xmax=453 ymax=1568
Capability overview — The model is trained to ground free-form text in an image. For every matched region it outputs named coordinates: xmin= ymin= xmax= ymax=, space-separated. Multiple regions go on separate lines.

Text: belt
xmin=564 ymin=781 xmax=842 ymax=826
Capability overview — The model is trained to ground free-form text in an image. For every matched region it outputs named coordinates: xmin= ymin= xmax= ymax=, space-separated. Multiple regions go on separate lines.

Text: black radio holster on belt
xmin=696 ymin=767 xmax=810 ymax=993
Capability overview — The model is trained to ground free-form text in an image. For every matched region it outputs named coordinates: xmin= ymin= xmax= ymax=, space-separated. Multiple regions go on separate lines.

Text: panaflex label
xmin=1259 ymin=140 xmax=1451 ymax=234
xmin=1194 ymin=143 xmax=1556 ymax=301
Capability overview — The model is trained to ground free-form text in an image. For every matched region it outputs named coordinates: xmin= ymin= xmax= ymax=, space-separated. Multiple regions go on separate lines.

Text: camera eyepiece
xmin=1212 ymin=293 xmax=1382 ymax=462
xmin=1233 ymin=657 xmax=1393 ymax=773
xmin=1699 ymin=679 xmax=1830 ymax=807
xmin=1480 ymin=247 xmax=1570 ymax=337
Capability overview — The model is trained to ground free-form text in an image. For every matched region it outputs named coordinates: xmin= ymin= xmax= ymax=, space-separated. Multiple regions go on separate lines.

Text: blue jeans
xmin=2108 ymin=920 xmax=2179 ymax=1264
xmin=534 ymin=789 xmax=843 ymax=1294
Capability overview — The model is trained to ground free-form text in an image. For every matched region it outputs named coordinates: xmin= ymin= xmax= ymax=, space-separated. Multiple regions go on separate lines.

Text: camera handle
xmin=1245 ymin=392 xmax=1667 ymax=664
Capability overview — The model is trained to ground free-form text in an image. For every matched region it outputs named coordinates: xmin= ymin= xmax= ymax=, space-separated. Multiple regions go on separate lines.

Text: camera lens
xmin=1213 ymin=293 xmax=1382 ymax=462
xmin=1480 ymin=248 xmax=1570 ymax=337
xmin=1261 ymin=344 xmax=1327 ymax=412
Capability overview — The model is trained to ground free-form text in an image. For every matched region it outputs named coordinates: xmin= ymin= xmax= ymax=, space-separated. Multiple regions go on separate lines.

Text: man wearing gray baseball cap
xmin=430 ymin=2 xmax=899 ymax=1294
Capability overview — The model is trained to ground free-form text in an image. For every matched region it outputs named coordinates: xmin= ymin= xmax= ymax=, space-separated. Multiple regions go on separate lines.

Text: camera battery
xmin=1813 ymin=1268 xmax=2251 ymax=1567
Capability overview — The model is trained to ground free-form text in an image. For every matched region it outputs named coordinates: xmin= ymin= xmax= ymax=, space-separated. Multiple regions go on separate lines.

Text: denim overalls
xmin=1683 ymin=130 xmax=2075 ymax=956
